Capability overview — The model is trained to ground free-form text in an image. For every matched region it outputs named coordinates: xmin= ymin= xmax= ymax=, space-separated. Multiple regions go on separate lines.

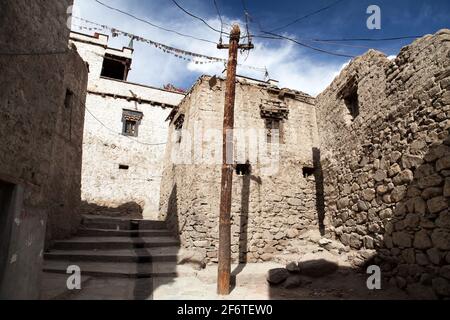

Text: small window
xmin=119 ymin=164 xmax=129 ymax=170
xmin=303 ymin=167 xmax=315 ymax=178
xmin=122 ymin=110 xmax=143 ymax=137
xmin=236 ymin=162 xmax=251 ymax=176
xmin=124 ymin=120 xmax=137 ymax=136
xmin=64 ymin=89 xmax=73 ymax=109
xmin=174 ymin=114 xmax=185 ymax=144
xmin=101 ymin=54 xmax=130 ymax=81
xmin=266 ymin=119 xmax=284 ymax=144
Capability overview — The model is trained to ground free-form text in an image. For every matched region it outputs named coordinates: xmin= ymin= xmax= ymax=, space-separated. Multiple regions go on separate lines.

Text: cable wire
xmin=94 ymin=0 xmax=217 ymax=44
xmin=171 ymin=0 xmax=228 ymax=36
xmin=268 ymin=0 xmax=346 ymax=32
xmin=213 ymin=0 xmax=224 ymax=42
xmin=263 ymin=31 xmax=355 ymax=58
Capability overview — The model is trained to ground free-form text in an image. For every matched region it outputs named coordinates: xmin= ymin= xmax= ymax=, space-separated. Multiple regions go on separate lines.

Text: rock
xmin=416 ymin=253 xmax=429 ymax=266
xmin=362 ymin=189 xmax=376 ymax=201
xmin=286 ymin=228 xmax=299 ymax=239
xmin=286 ymin=262 xmax=300 ymax=273
xmin=437 ymin=156 xmax=450 ymax=172
xmin=414 ymin=230 xmax=432 ymax=249
xmin=440 ymin=266 xmax=450 ymax=280
xmin=318 ymin=238 xmax=332 ymax=246
xmin=422 ymin=187 xmax=443 ymax=200
xmin=427 ymin=196 xmax=448 ymax=214
xmin=391 ymin=186 xmax=407 ymax=202
xmin=287 ymin=198 xmax=302 ymax=206
xmin=377 ymin=185 xmax=389 ymax=195
xmin=261 ymin=253 xmax=274 ymax=261
xmin=427 ymin=248 xmax=441 ymax=265
xmin=396 ymin=276 xmax=407 ymax=289
xmin=298 ymin=259 xmax=338 ymax=278
xmin=432 ymin=277 xmax=450 ymax=297
xmin=267 ymin=268 xmax=290 ymax=285
xmin=374 ymin=170 xmax=387 ymax=182
xmin=431 ymin=229 xmax=450 ymax=250
xmin=402 ymin=154 xmax=424 ymax=169
xmin=337 ymin=197 xmax=350 ymax=209
xmin=413 ymin=197 xmax=427 ymax=215
xmin=406 ymin=284 xmax=438 ymax=300
xmin=436 ymin=211 xmax=450 ymax=228
xmin=444 ymin=178 xmax=450 ymax=197
xmin=418 ymin=174 xmax=444 ymax=189
xmin=283 ymin=275 xmax=303 ymax=289
xmin=392 ymin=231 xmax=412 ymax=248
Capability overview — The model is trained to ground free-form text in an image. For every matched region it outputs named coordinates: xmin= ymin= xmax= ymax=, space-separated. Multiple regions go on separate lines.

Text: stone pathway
xmin=40 ymin=215 xmax=409 ymax=300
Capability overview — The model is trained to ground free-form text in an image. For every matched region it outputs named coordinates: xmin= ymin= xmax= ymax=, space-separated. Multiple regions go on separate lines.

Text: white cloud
xmin=73 ymin=0 xmax=347 ymax=96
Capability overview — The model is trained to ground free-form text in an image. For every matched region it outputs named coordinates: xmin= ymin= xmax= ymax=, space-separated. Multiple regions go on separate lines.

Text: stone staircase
xmin=42 ymin=215 xmax=195 ymax=299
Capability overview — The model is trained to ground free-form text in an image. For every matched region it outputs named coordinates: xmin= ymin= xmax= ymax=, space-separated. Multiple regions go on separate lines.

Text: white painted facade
xmin=69 ymin=32 xmax=185 ymax=219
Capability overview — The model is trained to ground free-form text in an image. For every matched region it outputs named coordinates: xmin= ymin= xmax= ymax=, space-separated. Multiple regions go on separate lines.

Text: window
xmin=236 ymin=162 xmax=251 ymax=176
xmin=265 ymin=119 xmax=284 ymax=144
xmin=122 ymin=110 xmax=143 ymax=137
xmin=174 ymin=114 xmax=185 ymax=144
xmin=303 ymin=167 xmax=316 ymax=178
xmin=119 ymin=164 xmax=129 ymax=170
xmin=340 ymin=77 xmax=359 ymax=121
xmin=344 ymin=88 xmax=359 ymax=120
xmin=124 ymin=120 xmax=137 ymax=136
xmin=64 ymin=89 xmax=73 ymax=109
xmin=101 ymin=54 xmax=130 ymax=81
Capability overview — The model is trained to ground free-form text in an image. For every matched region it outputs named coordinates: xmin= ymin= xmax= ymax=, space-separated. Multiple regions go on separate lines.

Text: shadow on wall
xmin=231 ymin=167 xmax=262 ymax=291
xmin=266 ymin=128 xmax=450 ymax=300
xmin=80 ymin=201 xmax=144 ymax=219
xmin=375 ymin=133 xmax=450 ymax=299
xmin=313 ymin=148 xmax=326 ymax=236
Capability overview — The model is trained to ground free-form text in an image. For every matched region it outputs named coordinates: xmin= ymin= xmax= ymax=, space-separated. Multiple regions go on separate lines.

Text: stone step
xmin=43 ymin=260 xmax=196 ymax=278
xmin=44 ymin=247 xmax=180 ymax=263
xmin=52 ymin=237 xmax=179 ymax=251
xmin=77 ymin=228 xmax=172 ymax=238
xmin=81 ymin=215 xmax=168 ymax=231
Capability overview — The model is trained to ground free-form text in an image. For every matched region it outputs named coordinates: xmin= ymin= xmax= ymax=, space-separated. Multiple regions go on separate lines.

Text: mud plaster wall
xmin=315 ymin=30 xmax=450 ymax=298
xmin=69 ymin=35 xmax=185 ymax=219
xmin=0 ymin=0 xmax=88 ymax=299
xmin=160 ymin=76 xmax=321 ymax=263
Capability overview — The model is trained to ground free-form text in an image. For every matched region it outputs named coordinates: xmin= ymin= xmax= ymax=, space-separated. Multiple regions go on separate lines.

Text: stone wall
xmin=160 ymin=75 xmax=320 ymax=263
xmin=70 ymin=33 xmax=185 ymax=219
xmin=0 ymin=0 xmax=88 ymax=299
xmin=315 ymin=30 xmax=450 ymax=298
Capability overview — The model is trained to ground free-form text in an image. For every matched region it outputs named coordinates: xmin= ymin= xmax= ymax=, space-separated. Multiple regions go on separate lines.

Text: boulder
xmin=298 ymin=259 xmax=339 ymax=278
xmin=266 ymin=268 xmax=290 ymax=285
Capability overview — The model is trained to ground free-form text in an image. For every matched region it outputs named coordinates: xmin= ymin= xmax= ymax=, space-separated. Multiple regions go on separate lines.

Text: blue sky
xmin=72 ymin=0 xmax=450 ymax=96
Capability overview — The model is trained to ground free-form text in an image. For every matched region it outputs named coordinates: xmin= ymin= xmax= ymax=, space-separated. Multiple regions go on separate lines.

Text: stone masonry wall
xmin=315 ymin=30 xmax=450 ymax=298
xmin=0 ymin=0 xmax=88 ymax=299
xmin=160 ymin=76 xmax=320 ymax=263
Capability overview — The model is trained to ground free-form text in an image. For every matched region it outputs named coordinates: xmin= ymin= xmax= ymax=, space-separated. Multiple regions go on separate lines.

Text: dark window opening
xmin=236 ymin=162 xmax=251 ymax=176
xmin=119 ymin=164 xmax=129 ymax=170
xmin=344 ymin=87 xmax=359 ymax=120
xmin=303 ymin=167 xmax=316 ymax=178
xmin=101 ymin=54 xmax=129 ymax=80
xmin=64 ymin=89 xmax=73 ymax=109
xmin=174 ymin=114 xmax=185 ymax=144
xmin=124 ymin=120 xmax=137 ymax=136
xmin=122 ymin=109 xmax=143 ymax=137
xmin=265 ymin=119 xmax=284 ymax=144
xmin=0 ymin=180 xmax=15 ymax=286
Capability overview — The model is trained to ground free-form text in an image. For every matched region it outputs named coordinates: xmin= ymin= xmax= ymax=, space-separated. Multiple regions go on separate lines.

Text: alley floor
xmin=40 ymin=262 xmax=408 ymax=300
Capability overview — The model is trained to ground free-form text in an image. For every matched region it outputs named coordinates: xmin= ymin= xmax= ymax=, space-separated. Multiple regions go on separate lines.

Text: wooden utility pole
xmin=217 ymin=24 xmax=253 ymax=296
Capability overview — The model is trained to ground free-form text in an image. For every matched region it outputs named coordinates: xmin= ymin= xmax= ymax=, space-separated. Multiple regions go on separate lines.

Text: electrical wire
xmin=170 ymin=0 xmax=229 ymax=36
xmin=268 ymin=0 xmax=346 ymax=32
xmin=213 ymin=0 xmax=224 ymax=42
xmin=94 ymin=0 xmax=217 ymax=44
xmin=263 ymin=31 xmax=355 ymax=58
